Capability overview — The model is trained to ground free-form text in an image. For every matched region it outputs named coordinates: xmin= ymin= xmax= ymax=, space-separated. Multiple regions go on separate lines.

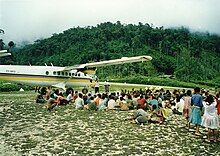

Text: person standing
xmin=104 ymin=80 xmax=110 ymax=93
xmin=201 ymin=95 xmax=219 ymax=143
xmin=189 ymin=87 xmax=203 ymax=136
xmin=182 ymin=90 xmax=192 ymax=128
xmin=95 ymin=80 xmax=99 ymax=93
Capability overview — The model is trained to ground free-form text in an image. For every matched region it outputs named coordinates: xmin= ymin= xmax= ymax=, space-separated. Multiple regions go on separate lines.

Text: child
xmin=201 ymin=95 xmax=219 ymax=143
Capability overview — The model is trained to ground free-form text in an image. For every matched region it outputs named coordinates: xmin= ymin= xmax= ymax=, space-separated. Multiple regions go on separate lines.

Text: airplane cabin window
xmin=61 ymin=72 xmax=64 ymax=76
xmin=57 ymin=71 xmax=60 ymax=75
xmin=69 ymin=73 xmax=71 ymax=76
xmin=53 ymin=71 xmax=56 ymax=75
xmin=78 ymin=73 xmax=80 ymax=77
xmin=75 ymin=73 xmax=77 ymax=76
xmin=65 ymin=72 xmax=68 ymax=76
xmin=46 ymin=71 xmax=49 ymax=75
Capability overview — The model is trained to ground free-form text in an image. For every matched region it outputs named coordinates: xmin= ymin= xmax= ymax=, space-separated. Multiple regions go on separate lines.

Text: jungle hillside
xmin=1 ymin=22 xmax=220 ymax=88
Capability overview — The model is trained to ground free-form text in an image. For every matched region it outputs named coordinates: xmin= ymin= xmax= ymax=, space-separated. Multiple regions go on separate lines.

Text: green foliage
xmin=0 ymin=81 xmax=34 ymax=92
xmin=7 ymin=21 xmax=220 ymax=82
xmin=109 ymin=76 xmax=213 ymax=89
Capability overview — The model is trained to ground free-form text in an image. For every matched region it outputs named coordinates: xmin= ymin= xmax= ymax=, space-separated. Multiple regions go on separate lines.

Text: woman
xmin=190 ymin=87 xmax=203 ymax=136
xmin=201 ymin=95 xmax=219 ymax=143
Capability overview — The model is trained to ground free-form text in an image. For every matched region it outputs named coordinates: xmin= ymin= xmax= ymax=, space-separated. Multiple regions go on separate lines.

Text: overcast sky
xmin=1 ymin=0 xmax=220 ymax=44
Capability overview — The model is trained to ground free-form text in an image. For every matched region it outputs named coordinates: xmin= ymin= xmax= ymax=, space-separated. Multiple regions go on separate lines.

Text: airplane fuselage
xmin=0 ymin=65 xmax=93 ymax=87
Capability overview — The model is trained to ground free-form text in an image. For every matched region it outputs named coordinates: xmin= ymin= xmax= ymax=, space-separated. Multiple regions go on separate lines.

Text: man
xmin=75 ymin=93 xmax=84 ymax=110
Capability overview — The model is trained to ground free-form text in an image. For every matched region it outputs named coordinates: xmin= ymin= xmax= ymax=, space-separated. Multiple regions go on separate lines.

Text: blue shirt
xmin=191 ymin=94 xmax=203 ymax=107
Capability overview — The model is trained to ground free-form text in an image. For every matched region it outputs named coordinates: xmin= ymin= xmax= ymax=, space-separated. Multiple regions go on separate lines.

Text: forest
xmin=1 ymin=21 xmax=220 ymax=87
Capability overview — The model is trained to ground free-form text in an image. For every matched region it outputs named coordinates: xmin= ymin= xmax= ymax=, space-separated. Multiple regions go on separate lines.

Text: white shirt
xmin=75 ymin=97 xmax=84 ymax=109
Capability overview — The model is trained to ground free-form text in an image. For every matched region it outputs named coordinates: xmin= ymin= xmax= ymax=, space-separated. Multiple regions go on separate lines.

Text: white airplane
xmin=0 ymin=50 xmax=152 ymax=89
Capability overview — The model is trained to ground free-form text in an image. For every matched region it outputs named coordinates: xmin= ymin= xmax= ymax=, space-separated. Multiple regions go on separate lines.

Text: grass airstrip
xmin=0 ymin=84 xmax=220 ymax=155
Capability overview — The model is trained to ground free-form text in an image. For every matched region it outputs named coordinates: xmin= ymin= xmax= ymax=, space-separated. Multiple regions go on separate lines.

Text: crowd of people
xmin=36 ymin=85 xmax=220 ymax=143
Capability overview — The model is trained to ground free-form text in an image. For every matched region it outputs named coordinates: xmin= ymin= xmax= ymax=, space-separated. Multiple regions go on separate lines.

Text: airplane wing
xmin=0 ymin=50 xmax=11 ymax=58
xmin=63 ymin=55 xmax=152 ymax=71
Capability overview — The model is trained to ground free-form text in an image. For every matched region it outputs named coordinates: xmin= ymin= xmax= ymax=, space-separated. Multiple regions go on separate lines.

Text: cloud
xmin=1 ymin=0 xmax=219 ymax=44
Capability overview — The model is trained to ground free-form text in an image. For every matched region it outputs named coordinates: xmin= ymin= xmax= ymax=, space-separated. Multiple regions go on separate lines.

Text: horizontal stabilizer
xmin=52 ymin=82 xmax=66 ymax=90
xmin=0 ymin=50 xmax=11 ymax=58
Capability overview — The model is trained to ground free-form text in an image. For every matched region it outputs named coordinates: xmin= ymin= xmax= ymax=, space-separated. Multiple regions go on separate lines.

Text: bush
xmin=0 ymin=81 xmax=34 ymax=92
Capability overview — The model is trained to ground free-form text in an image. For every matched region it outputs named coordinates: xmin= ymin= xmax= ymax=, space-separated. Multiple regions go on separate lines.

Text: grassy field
xmin=0 ymin=91 xmax=220 ymax=155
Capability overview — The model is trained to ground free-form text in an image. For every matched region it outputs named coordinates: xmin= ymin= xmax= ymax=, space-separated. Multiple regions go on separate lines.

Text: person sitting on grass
xmin=75 ymin=93 xmax=84 ymax=110
xmin=107 ymin=95 xmax=116 ymax=110
xmin=201 ymin=95 xmax=219 ymax=143
xmin=57 ymin=92 xmax=67 ymax=105
xmin=36 ymin=93 xmax=46 ymax=104
xmin=47 ymin=94 xmax=57 ymax=111
xmin=98 ymin=94 xmax=107 ymax=111
xmin=133 ymin=104 xmax=147 ymax=125
xmin=119 ymin=96 xmax=129 ymax=111
xmin=148 ymin=104 xmax=164 ymax=124
xmin=87 ymin=96 xmax=97 ymax=110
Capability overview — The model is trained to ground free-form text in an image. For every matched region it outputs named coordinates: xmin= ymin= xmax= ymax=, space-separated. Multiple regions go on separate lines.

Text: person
xmin=95 ymin=94 xmax=102 ymax=108
xmin=87 ymin=96 xmax=97 ymax=110
xmin=216 ymin=93 xmax=220 ymax=124
xmin=73 ymin=91 xmax=78 ymax=101
xmin=148 ymin=95 xmax=159 ymax=110
xmin=183 ymin=90 xmax=192 ymax=128
xmin=189 ymin=87 xmax=203 ymax=136
xmin=66 ymin=90 xmax=73 ymax=104
xmin=201 ymin=95 xmax=219 ymax=143
xmin=107 ymin=95 xmax=116 ymax=110
xmin=88 ymin=80 xmax=95 ymax=95
xmin=173 ymin=95 xmax=184 ymax=115
xmin=148 ymin=104 xmax=164 ymax=124
xmin=57 ymin=92 xmax=67 ymax=105
xmin=95 ymin=80 xmax=99 ymax=93
xmin=137 ymin=95 xmax=146 ymax=109
xmin=36 ymin=93 xmax=46 ymax=103
xmin=133 ymin=104 xmax=147 ymax=125
xmin=75 ymin=93 xmax=84 ymax=110
xmin=47 ymin=94 xmax=57 ymax=111
xmin=104 ymin=80 xmax=110 ymax=93
xmin=119 ymin=97 xmax=129 ymax=111
xmin=98 ymin=94 xmax=107 ymax=111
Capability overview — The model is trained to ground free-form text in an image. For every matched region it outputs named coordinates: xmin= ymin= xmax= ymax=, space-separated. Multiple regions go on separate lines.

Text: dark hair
xmin=78 ymin=93 xmax=83 ymax=98
xmin=205 ymin=95 xmax=214 ymax=104
xmin=136 ymin=104 xmax=141 ymax=109
xmin=186 ymin=90 xmax=192 ymax=96
xmin=152 ymin=104 xmax=157 ymax=110
xmin=194 ymin=87 xmax=200 ymax=93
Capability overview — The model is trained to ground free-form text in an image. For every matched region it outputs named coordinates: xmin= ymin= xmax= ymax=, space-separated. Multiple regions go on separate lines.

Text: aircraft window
xmin=53 ymin=71 xmax=56 ymax=75
xmin=46 ymin=71 xmax=49 ymax=75
xmin=78 ymin=73 xmax=81 ymax=77
xmin=72 ymin=73 xmax=75 ymax=76
xmin=75 ymin=73 xmax=77 ymax=76
xmin=65 ymin=72 xmax=68 ymax=76
xmin=61 ymin=72 xmax=64 ymax=76
xmin=69 ymin=73 xmax=71 ymax=76
xmin=57 ymin=71 xmax=60 ymax=75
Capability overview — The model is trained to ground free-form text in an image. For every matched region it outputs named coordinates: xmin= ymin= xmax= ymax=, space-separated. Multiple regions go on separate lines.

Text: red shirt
xmin=137 ymin=98 xmax=146 ymax=109
xmin=217 ymin=99 xmax=220 ymax=115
